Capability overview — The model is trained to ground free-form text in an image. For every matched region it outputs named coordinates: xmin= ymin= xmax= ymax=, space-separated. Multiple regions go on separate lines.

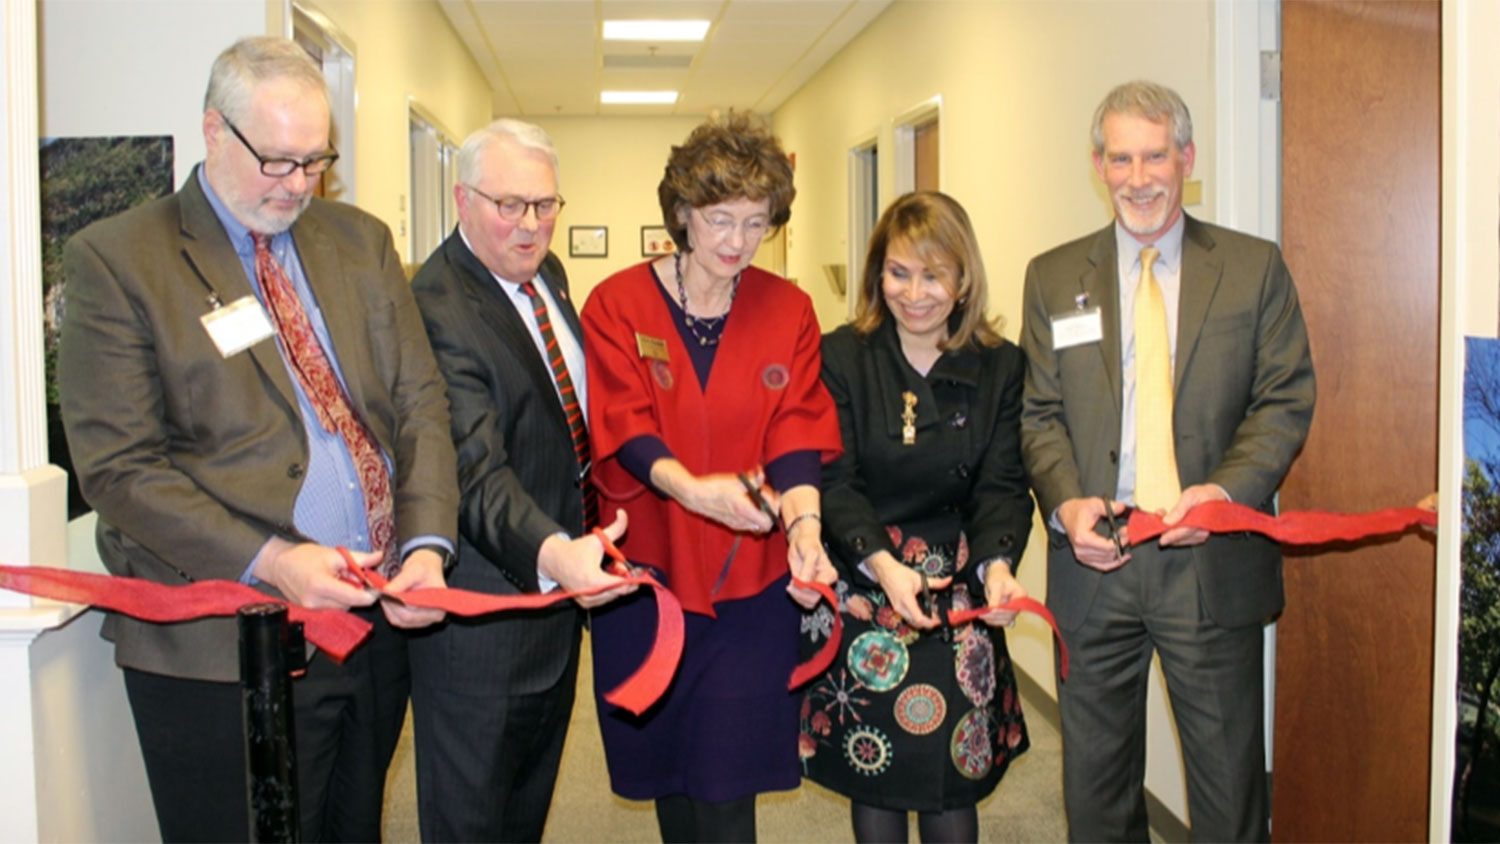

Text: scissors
xmin=737 ymin=472 xmax=781 ymax=533
xmin=1100 ymin=496 xmax=1127 ymax=559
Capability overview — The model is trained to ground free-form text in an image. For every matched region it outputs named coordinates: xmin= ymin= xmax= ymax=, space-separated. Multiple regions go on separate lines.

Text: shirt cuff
xmin=537 ymin=531 xmax=568 ymax=593
xmin=400 ymin=535 xmax=455 ymax=560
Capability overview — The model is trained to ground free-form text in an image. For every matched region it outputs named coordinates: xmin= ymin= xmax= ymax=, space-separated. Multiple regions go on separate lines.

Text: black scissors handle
xmin=737 ymin=472 xmax=781 ymax=533
xmin=1101 ymin=496 xmax=1126 ymax=558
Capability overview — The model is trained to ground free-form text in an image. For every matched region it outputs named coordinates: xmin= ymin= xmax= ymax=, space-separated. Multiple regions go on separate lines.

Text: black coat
xmin=820 ymin=319 xmax=1033 ymax=594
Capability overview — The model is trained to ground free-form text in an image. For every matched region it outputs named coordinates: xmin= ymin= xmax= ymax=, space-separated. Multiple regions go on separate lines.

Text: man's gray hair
xmin=457 ymin=119 xmax=560 ymax=187
xmin=204 ymin=37 xmax=329 ymax=124
xmin=1090 ymin=80 xmax=1193 ymax=154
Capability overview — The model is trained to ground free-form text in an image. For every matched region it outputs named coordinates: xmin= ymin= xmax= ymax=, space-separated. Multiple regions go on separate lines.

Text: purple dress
xmin=590 ymin=273 xmax=818 ymax=802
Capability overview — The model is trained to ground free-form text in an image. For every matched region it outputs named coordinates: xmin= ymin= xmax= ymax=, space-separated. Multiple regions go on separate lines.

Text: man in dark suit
xmin=408 ymin=119 xmax=634 ymax=842
xmin=1020 ymin=81 xmax=1315 ymax=842
xmin=58 ymin=37 xmax=458 ymax=842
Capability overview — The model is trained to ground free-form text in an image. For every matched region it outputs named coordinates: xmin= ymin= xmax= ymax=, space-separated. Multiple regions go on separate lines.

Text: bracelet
xmin=784 ymin=511 xmax=822 ymax=536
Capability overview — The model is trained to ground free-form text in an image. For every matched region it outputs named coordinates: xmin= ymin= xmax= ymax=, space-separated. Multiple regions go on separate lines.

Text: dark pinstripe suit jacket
xmin=408 ymin=229 xmax=584 ymax=695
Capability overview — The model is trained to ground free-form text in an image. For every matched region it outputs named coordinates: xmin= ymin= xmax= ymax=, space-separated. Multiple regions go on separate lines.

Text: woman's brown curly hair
xmin=658 ymin=112 xmax=796 ymax=252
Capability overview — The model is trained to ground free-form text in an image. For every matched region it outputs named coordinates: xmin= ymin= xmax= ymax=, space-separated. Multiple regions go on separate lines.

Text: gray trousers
xmin=1057 ymin=543 xmax=1269 ymax=843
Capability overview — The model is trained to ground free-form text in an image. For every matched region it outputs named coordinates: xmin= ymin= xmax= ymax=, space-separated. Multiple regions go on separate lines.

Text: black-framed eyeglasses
xmin=464 ymin=185 xmax=566 ymax=222
xmin=222 ymin=116 xmax=339 ymax=178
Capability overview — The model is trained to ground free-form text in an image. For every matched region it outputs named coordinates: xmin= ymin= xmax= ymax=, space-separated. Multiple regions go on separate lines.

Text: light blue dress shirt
xmin=196 ymin=168 xmax=450 ymax=581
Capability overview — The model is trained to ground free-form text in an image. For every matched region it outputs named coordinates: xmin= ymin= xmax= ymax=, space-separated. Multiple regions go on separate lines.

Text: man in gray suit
xmin=1020 ymin=81 xmax=1315 ymax=842
xmin=408 ymin=119 xmax=634 ymax=842
xmin=59 ymin=37 xmax=458 ymax=842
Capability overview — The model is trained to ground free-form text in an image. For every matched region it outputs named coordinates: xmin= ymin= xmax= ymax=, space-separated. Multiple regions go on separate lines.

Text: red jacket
xmin=582 ymin=262 xmax=841 ymax=615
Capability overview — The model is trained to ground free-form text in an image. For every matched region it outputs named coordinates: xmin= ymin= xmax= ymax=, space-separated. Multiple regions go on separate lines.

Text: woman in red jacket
xmin=582 ymin=112 xmax=841 ymax=842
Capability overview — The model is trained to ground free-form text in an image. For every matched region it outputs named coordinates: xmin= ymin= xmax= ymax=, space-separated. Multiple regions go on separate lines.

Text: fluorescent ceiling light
xmin=603 ymin=19 xmax=710 ymax=41
xmin=601 ymin=90 xmax=679 ymax=105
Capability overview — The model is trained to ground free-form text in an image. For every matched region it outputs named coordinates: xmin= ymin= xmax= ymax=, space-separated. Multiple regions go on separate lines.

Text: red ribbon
xmin=785 ymin=580 xmax=1070 ymax=686
xmin=946 ymin=596 xmax=1070 ymax=679
xmin=338 ymin=539 xmax=683 ymax=716
xmin=0 ymin=564 xmax=373 ymax=658
xmin=1126 ymin=501 xmax=1436 ymax=546
xmin=787 ymin=578 xmax=843 ymax=689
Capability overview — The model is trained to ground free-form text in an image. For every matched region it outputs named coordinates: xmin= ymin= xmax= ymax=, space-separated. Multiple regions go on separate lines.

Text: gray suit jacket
xmin=58 ymin=169 xmax=459 ymax=682
xmin=1019 ymin=215 xmax=1315 ymax=631
xmin=406 ymin=229 xmax=583 ymax=696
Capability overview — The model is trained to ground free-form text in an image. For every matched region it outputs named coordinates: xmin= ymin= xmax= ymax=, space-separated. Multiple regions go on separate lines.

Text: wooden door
xmin=1274 ymin=1 xmax=1440 ymax=840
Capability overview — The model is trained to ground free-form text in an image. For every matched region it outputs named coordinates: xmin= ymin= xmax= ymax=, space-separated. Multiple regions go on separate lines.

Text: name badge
xmin=635 ymin=332 xmax=670 ymax=361
xmin=200 ymin=296 xmax=274 ymax=358
xmin=1051 ymin=307 xmax=1103 ymax=350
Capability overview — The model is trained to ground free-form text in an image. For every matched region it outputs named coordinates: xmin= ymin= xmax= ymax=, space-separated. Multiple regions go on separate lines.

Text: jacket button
xmin=950 ymin=412 xmax=968 ymax=429
xmin=287 ymin=463 xmax=304 ymax=479
xmin=852 ymin=536 xmax=867 ymax=552
xmin=999 ymin=533 xmax=1014 ymax=549
xmin=1108 ymin=450 xmax=1119 ymax=465
xmin=955 ymin=463 xmax=971 ymax=479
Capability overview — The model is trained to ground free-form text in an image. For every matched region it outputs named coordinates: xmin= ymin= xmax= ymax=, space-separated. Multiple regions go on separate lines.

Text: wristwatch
xmin=405 ymin=543 xmax=457 ymax=577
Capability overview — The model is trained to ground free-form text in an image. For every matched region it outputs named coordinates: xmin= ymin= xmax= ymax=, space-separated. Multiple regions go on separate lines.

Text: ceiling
xmin=436 ymin=0 xmax=893 ymax=117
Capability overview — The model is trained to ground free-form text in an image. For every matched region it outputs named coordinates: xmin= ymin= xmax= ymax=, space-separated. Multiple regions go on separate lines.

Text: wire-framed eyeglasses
xmin=465 ymin=185 xmax=566 ymax=222
xmin=223 ymin=116 xmax=339 ymax=178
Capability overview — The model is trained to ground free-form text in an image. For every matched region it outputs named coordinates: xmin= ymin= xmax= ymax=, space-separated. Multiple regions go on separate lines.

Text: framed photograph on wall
xmin=641 ymin=226 xmax=676 ymax=257
xmin=569 ymin=225 xmax=608 ymax=258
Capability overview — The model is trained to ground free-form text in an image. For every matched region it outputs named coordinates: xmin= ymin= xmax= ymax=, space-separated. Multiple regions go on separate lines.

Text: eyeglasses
xmin=697 ymin=209 xmax=770 ymax=241
xmin=222 ymin=117 xmax=339 ymax=178
xmin=465 ymin=185 xmax=566 ymax=222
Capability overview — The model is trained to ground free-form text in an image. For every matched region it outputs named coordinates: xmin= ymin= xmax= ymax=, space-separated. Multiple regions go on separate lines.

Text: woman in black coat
xmin=799 ymin=191 xmax=1033 ymax=843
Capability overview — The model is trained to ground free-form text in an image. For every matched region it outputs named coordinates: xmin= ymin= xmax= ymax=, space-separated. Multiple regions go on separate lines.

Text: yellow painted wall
xmin=773 ymin=0 xmax=1215 ymax=336
xmin=528 ymin=116 xmax=706 ymax=303
xmin=298 ymin=0 xmax=493 ymax=256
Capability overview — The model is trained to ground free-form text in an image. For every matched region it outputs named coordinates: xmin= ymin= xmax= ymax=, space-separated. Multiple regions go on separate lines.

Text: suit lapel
xmin=1173 ymin=216 xmax=1224 ymax=386
xmin=1082 ymin=226 xmax=1123 ymax=415
xmin=291 ymin=210 xmax=377 ymax=415
xmin=176 ymin=172 xmax=300 ymax=412
xmin=448 ymin=235 xmax=569 ymax=428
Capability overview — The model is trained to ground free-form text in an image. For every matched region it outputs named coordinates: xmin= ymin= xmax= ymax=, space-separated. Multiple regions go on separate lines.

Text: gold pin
xmin=901 ymin=391 xmax=918 ymax=445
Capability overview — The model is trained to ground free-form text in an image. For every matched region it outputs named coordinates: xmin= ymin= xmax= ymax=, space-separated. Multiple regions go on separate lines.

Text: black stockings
xmin=850 ymin=802 xmax=979 ymax=844
xmin=655 ymin=794 xmax=757 ymax=843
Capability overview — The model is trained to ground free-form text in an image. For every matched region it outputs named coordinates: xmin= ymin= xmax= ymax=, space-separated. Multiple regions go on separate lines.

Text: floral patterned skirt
xmin=798 ymin=536 xmax=1029 ymax=812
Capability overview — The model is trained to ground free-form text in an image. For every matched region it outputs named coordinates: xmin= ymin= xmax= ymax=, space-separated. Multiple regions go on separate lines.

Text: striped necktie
xmin=1133 ymin=246 xmax=1182 ymax=512
xmin=520 ymin=281 xmax=598 ymax=529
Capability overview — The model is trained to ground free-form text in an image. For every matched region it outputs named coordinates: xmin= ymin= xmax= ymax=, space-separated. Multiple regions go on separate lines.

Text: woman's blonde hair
xmin=852 ymin=191 xmax=1003 ymax=350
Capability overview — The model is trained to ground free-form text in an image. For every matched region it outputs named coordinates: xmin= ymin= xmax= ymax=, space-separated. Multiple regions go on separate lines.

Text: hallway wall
xmin=528 ymin=115 xmax=705 ymax=296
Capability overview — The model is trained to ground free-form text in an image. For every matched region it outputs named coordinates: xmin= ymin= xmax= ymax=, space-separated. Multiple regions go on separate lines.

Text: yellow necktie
xmin=1133 ymin=246 xmax=1181 ymax=511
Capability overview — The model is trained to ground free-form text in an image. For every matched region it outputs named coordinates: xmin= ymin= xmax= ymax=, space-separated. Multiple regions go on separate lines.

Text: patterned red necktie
xmin=252 ymin=233 xmax=398 ymax=575
xmin=520 ymin=281 xmax=597 ymax=529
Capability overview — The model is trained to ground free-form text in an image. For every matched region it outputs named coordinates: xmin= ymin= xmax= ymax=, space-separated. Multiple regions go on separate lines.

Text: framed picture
xmin=569 ymin=225 xmax=608 ymax=258
xmin=641 ymin=225 xmax=676 ymax=257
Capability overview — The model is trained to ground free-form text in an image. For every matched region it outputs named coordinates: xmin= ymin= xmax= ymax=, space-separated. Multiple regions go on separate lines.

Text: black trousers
xmin=410 ymin=636 xmax=580 ymax=842
xmin=124 ymin=608 xmax=409 ymax=843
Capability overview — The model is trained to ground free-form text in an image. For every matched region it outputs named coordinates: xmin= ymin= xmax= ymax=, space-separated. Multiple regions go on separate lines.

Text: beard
xmin=1113 ymin=187 xmax=1174 ymax=238
xmin=243 ymin=191 xmax=314 ymax=234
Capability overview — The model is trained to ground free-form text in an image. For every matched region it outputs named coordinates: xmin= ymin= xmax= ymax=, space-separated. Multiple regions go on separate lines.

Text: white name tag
xmin=200 ymin=295 xmax=275 ymax=358
xmin=1051 ymin=307 xmax=1103 ymax=350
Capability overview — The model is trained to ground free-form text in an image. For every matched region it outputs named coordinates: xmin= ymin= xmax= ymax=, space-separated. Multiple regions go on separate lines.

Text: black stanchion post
xmin=239 ymin=603 xmax=305 ymax=843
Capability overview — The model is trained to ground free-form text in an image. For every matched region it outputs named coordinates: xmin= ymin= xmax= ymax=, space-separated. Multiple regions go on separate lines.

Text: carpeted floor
xmin=382 ymin=632 xmax=1067 ymax=843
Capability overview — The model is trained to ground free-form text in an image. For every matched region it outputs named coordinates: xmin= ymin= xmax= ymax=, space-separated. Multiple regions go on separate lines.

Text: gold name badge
xmin=636 ymin=332 xmax=670 ymax=361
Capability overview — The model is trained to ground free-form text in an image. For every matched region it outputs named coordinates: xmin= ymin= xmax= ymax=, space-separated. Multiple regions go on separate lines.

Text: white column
xmin=0 ymin=1 xmax=83 ymax=841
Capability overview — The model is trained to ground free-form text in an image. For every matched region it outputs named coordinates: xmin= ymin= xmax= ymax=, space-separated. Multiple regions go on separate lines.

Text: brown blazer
xmin=59 ymin=169 xmax=458 ymax=682
xmin=1019 ymin=215 xmax=1315 ymax=631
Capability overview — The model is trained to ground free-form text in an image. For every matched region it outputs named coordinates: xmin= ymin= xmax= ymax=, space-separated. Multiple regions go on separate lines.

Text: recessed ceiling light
xmin=603 ymin=19 xmax=710 ymax=41
xmin=601 ymin=90 xmax=679 ymax=105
